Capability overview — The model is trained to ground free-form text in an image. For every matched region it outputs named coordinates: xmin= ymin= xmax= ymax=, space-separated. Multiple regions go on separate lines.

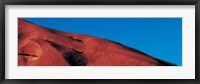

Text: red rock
xmin=18 ymin=18 xmax=176 ymax=66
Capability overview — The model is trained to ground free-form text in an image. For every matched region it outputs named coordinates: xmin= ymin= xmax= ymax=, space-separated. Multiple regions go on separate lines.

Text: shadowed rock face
xmin=18 ymin=18 xmax=176 ymax=66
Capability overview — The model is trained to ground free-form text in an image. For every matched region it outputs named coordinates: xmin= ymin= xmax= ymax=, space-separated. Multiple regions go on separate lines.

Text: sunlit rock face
xmin=18 ymin=18 xmax=176 ymax=66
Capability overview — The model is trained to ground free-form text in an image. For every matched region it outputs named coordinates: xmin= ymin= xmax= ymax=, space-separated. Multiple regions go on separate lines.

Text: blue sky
xmin=22 ymin=18 xmax=182 ymax=66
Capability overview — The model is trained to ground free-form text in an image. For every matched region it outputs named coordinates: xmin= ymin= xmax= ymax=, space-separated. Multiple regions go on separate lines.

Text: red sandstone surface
xmin=18 ymin=18 xmax=176 ymax=66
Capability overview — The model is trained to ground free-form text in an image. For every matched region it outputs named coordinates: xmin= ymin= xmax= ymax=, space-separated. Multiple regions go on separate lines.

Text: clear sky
xmin=22 ymin=18 xmax=182 ymax=66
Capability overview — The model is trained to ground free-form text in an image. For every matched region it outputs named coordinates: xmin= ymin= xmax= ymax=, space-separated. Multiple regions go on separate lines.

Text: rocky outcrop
xmin=18 ymin=18 xmax=176 ymax=66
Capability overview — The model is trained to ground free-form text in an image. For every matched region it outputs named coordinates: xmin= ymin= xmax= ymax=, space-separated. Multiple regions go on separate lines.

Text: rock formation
xmin=18 ymin=18 xmax=176 ymax=66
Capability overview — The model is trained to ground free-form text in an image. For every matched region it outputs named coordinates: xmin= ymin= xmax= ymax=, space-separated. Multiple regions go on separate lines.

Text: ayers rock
xmin=18 ymin=18 xmax=176 ymax=66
